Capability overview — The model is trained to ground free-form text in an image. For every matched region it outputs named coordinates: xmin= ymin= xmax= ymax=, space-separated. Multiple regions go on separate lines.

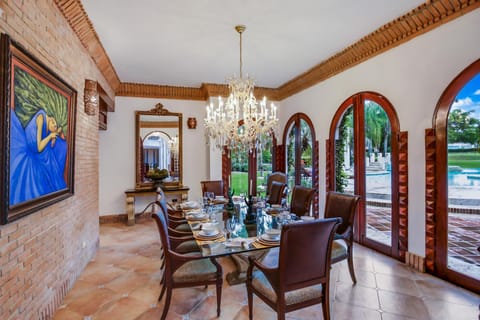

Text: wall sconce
xmin=187 ymin=117 xmax=197 ymax=129
xmin=84 ymin=79 xmax=98 ymax=116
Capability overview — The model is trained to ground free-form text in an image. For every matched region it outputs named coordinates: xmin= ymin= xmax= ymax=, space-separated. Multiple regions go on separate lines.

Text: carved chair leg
xmin=347 ymin=243 xmax=357 ymax=284
xmin=216 ymin=280 xmax=222 ymax=317
xmin=160 ymin=287 xmax=172 ymax=320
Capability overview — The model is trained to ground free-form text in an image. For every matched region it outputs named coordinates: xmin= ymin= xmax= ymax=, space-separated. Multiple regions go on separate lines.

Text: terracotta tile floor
xmin=53 ymin=218 xmax=480 ymax=320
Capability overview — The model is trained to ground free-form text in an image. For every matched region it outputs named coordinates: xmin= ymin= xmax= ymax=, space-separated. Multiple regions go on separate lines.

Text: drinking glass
xmin=225 ymin=216 xmax=237 ymax=240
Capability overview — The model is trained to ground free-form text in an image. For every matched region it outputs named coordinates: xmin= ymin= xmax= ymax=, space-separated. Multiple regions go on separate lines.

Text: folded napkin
xmin=225 ymin=238 xmax=255 ymax=248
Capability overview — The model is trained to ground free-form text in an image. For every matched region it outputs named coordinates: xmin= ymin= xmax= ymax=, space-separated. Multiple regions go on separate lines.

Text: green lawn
xmin=230 ymin=171 xmax=269 ymax=197
xmin=448 ymin=151 xmax=480 ymax=169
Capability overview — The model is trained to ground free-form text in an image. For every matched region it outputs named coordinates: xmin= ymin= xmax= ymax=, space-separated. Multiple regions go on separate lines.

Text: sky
xmin=451 ymin=73 xmax=480 ymax=120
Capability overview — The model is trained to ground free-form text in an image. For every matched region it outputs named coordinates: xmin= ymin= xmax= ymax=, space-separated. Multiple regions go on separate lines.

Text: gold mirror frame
xmin=135 ymin=103 xmax=183 ymax=188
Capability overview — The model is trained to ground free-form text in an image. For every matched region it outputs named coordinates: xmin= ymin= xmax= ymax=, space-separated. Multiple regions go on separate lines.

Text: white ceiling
xmin=81 ymin=0 xmax=425 ymax=89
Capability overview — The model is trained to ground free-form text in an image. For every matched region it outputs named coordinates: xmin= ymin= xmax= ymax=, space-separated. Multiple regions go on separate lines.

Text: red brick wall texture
xmin=0 ymin=0 xmax=110 ymax=318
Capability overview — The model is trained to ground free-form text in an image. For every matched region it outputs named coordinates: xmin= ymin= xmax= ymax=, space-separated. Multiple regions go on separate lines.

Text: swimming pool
xmin=448 ymin=168 xmax=480 ymax=187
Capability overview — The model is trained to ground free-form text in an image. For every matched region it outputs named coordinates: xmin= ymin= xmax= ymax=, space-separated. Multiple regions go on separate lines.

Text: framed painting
xmin=0 ymin=34 xmax=77 ymax=224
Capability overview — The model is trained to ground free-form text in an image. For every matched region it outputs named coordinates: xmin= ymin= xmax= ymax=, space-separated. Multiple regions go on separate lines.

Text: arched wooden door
xmin=328 ymin=92 xmax=407 ymax=259
xmin=430 ymin=59 xmax=480 ymax=293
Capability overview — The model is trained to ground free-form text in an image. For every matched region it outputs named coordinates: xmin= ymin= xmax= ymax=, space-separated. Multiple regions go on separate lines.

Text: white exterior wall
xmin=279 ymin=9 xmax=480 ymax=256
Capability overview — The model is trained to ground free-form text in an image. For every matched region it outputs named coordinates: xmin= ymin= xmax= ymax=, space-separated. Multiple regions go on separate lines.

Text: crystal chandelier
xmin=205 ymin=25 xmax=278 ymax=151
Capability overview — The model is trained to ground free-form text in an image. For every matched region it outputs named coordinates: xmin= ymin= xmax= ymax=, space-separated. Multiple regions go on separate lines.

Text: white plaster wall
xmin=99 ymin=97 xmax=208 ymax=215
xmin=279 ymin=9 xmax=480 ymax=256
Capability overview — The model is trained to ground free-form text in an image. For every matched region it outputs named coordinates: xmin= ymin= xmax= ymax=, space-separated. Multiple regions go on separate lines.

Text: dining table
xmin=170 ymin=199 xmax=289 ymax=284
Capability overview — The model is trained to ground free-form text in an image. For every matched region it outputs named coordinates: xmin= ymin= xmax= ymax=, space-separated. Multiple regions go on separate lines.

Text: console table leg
xmin=126 ymin=195 xmax=135 ymax=226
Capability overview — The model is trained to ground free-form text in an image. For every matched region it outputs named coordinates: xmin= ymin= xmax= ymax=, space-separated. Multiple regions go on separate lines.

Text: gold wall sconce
xmin=187 ymin=117 xmax=197 ymax=129
xmin=84 ymin=79 xmax=98 ymax=116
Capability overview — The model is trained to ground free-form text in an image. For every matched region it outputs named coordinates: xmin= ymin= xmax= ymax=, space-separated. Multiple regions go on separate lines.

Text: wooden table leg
xmin=126 ymin=195 xmax=135 ymax=226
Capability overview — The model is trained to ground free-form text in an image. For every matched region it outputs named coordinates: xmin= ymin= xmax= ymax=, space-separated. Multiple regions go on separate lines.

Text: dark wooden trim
xmin=431 ymin=58 xmax=480 ymax=293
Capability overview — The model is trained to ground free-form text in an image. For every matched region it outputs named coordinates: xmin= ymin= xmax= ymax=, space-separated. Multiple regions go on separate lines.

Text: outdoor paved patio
xmin=367 ymin=206 xmax=480 ymax=280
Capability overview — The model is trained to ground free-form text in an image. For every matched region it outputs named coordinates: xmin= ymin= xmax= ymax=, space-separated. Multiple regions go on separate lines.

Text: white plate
xmin=260 ymin=233 xmax=280 ymax=242
xmin=198 ymin=230 xmax=220 ymax=237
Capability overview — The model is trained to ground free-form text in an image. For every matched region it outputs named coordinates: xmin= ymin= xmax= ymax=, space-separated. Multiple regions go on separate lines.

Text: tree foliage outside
xmin=365 ymin=101 xmax=391 ymax=156
xmin=13 ymin=67 xmax=68 ymax=137
xmin=335 ymin=107 xmax=353 ymax=192
xmin=448 ymin=108 xmax=480 ymax=147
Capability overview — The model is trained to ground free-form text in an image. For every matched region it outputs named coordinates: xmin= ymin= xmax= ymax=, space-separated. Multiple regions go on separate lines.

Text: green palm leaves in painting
xmin=13 ymin=67 xmax=68 ymax=137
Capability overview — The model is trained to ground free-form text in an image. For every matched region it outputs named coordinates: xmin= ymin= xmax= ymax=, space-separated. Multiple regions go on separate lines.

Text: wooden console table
xmin=124 ymin=185 xmax=189 ymax=226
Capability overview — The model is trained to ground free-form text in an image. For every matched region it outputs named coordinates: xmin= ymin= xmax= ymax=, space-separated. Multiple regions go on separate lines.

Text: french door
xmin=329 ymin=92 xmax=401 ymax=258
xmin=432 ymin=59 xmax=480 ymax=293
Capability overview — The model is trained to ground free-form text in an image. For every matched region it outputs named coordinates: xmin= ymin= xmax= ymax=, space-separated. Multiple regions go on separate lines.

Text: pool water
xmin=448 ymin=169 xmax=480 ymax=187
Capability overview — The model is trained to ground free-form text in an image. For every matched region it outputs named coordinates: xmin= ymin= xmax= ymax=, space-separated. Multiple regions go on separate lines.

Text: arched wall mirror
xmin=135 ymin=103 xmax=183 ymax=188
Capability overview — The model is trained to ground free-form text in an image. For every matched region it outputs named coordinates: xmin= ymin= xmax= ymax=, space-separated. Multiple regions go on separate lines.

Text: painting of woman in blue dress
xmin=9 ymin=66 xmax=70 ymax=206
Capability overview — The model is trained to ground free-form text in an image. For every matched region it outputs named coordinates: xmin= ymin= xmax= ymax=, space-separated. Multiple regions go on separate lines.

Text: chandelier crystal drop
xmin=204 ymin=25 xmax=278 ymax=151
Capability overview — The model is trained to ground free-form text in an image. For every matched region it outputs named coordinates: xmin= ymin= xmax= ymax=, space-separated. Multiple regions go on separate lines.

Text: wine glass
xmin=225 ymin=216 xmax=237 ymax=240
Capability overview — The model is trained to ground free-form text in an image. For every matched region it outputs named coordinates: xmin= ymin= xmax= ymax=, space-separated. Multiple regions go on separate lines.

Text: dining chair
xmin=152 ymin=211 xmax=223 ymax=320
xmin=266 ymin=172 xmax=287 ymax=196
xmin=246 ymin=217 xmax=341 ymax=320
xmin=324 ymin=191 xmax=361 ymax=284
xmin=266 ymin=181 xmax=287 ymax=206
xmin=155 ymin=187 xmax=192 ymax=234
xmin=290 ymin=185 xmax=316 ymax=216
xmin=156 ymin=197 xmax=200 ymax=254
xmin=200 ymin=180 xmax=224 ymax=197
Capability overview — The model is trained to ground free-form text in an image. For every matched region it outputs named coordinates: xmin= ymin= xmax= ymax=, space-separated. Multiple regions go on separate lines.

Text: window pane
xmin=286 ymin=123 xmax=296 ymax=194
xmin=334 ymin=106 xmax=354 ymax=193
xmin=231 ymin=148 xmax=249 ymax=196
xmin=256 ymin=140 xmax=273 ymax=198
xmin=364 ymin=100 xmax=392 ymax=246
xmin=300 ymin=119 xmax=313 ymax=187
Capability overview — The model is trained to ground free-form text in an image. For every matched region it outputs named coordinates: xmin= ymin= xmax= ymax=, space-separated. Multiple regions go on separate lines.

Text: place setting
xmin=193 ymin=222 xmax=225 ymax=242
xmin=253 ymin=228 xmax=281 ymax=248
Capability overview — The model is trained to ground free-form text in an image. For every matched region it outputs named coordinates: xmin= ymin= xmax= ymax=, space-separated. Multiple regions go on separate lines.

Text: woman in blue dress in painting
xmin=10 ymin=109 xmax=67 ymax=205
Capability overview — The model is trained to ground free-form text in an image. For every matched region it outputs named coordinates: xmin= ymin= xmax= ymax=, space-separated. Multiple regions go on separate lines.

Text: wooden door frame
xmin=430 ymin=58 xmax=480 ymax=293
xmin=328 ymin=91 xmax=403 ymax=259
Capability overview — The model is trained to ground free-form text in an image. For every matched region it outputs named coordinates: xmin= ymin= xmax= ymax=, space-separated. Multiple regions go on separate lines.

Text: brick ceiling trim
xmin=54 ymin=0 xmax=121 ymax=93
xmin=276 ymin=0 xmax=480 ymax=100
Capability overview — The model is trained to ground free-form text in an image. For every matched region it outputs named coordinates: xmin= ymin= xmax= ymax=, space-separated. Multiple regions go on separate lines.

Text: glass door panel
xmin=446 ymin=73 xmax=480 ymax=280
xmin=286 ymin=122 xmax=296 ymax=197
xmin=299 ymin=119 xmax=313 ymax=187
xmin=334 ymin=106 xmax=354 ymax=194
xmin=364 ymin=100 xmax=392 ymax=246
xmin=231 ymin=148 xmax=249 ymax=196
xmin=257 ymin=139 xmax=273 ymax=198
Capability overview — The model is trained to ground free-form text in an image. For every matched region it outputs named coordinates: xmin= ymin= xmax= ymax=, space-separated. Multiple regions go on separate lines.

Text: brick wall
xmin=0 ymin=0 xmax=111 ymax=319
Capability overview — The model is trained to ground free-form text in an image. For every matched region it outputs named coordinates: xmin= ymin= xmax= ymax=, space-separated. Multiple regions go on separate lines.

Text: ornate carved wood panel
xmin=222 ymin=147 xmax=231 ymax=196
xmin=325 ymin=139 xmax=332 ymax=192
xmin=274 ymin=145 xmax=286 ymax=173
xmin=425 ymin=128 xmax=437 ymax=273
xmin=312 ymin=140 xmax=320 ymax=217
xmin=398 ymin=131 xmax=409 ymax=260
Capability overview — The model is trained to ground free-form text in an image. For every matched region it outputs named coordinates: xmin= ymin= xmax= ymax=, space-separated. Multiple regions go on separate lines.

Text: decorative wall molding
xmin=425 ymin=128 xmax=437 ymax=273
xmin=58 ymin=1 xmax=479 ymax=101
xmin=54 ymin=0 xmax=121 ymax=91
xmin=398 ymin=131 xmax=409 ymax=260
xmin=116 ymin=82 xmax=280 ymax=101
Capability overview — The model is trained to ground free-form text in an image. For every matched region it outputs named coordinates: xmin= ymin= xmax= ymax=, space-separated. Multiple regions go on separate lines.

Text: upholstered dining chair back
xmin=266 ymin=172 xmax=287 ymax=197
xmin=200 ymin=180 xmax=224 ymax=196
xmin=246 ymin=217 xmax=341 ymax=320
xmin=290 ymin=185 xmax=316 ymax=216
xmin=324 ymin=191 xmax=361 ymax=235
xmin=324 ymin=191 xmax=361 ymax=284
xmin=279 ymin=217 xmax=341 ymax=287
xmin=267 ymin=181 xmax=287 ymax=206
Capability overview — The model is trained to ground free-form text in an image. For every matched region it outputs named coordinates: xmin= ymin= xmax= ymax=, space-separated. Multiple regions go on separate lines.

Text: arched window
xmin=283 ymin=113 xmax=319 ymax=215
xmin=328 ymin=92 xmax=407 ymax=259
xmin=429 ymin=59 xmax=480 ymax=292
